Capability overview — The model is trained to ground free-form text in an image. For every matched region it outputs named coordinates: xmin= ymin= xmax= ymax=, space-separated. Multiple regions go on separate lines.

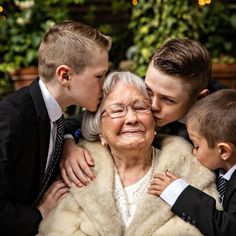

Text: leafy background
xmin=0 ymin=0 xmax=235 ymax=98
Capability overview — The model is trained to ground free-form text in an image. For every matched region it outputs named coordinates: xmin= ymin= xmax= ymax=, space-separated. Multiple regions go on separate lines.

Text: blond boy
xmin=0 ymin=20 xmax=111 ymax=236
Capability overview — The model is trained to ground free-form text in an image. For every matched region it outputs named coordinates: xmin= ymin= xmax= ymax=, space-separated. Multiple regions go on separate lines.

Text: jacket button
xmin=191 ymin=220 xmax=197 ymax=226
xmin=181 ymin=212 xmax=187 ymax=220
xmin=186 ymin=216 xmax=192 ymax=222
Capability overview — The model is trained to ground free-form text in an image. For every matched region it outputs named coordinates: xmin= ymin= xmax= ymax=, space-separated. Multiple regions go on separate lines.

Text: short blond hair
xmin=38 ymin=20 xmax=112 ymax=80
xmin=187 ymin=89 xmax=236 ymax=148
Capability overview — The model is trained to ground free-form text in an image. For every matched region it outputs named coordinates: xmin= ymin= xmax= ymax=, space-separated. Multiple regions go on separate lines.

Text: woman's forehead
xmin=105 ymin=83 xmax=147 ymax=104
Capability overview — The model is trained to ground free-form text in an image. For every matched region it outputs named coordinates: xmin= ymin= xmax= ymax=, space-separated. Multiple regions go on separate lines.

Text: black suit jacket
xmin=172 ymin=170 xmax=236 ymax=236
xmin=0 ymin=79 xmax=57 ymax=236
xmin=157 ymin=121 xmax=191 ymax=143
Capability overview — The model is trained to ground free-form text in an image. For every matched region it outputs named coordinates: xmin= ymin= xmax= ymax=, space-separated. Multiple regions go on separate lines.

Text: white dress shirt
xmin=161 ymin=164 xmax=236 ymax=206
xmin=39 ymin=79 xmax=63 ymax=172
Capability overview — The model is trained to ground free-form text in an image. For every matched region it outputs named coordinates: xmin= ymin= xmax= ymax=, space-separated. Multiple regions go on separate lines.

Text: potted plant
xmin=0 ymin=0 xmax=84 ymax=92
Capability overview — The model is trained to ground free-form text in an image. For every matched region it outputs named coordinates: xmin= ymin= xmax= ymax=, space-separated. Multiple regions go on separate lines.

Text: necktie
xmin=216 ymin=175 xmax=228 ymax=201
xmin=33 ymin=115 xmax=65 ymax=205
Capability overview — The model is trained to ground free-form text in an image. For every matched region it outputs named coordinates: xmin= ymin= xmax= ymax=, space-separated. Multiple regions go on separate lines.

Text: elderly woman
xmin=38 ymin=71 xmax=220 ymax=236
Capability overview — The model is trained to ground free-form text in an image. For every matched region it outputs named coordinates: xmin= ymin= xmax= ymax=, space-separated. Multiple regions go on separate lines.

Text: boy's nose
xmin=151 ymin=96 xmax=161 ymax=111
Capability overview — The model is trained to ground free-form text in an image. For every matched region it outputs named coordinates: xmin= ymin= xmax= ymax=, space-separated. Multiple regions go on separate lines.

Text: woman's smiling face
xmin=100 ymin=80 xmax=155 ymax=152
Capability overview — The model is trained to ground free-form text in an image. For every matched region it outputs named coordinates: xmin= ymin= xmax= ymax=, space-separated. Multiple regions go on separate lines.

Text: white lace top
xmin=114 ymin=150 xmax=156 ymax=228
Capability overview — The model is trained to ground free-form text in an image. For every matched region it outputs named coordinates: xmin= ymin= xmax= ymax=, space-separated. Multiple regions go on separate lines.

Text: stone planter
xmin=10 ymin=66 xmax=38 ymax=90
xmin=211 ymin=63 xmax=236 ymax=89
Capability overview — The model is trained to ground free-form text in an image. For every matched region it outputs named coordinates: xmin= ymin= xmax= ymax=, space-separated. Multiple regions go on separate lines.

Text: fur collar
xmin=69 ymin=136 xmax=219 ymax=235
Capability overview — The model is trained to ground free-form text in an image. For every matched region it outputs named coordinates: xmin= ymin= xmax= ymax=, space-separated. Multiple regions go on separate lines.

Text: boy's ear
xmin=217 ymin=142 xmax=233 ymax=161
xmin=56 ymin=65 xmax=71 ymax=86
xmin=197 ymin=89 xmax=209 ymax=101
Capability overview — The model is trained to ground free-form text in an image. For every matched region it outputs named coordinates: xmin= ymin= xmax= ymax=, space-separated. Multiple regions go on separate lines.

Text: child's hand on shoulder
xmin=60 ymin=139 xmax=95 ymax=188
xmin=148 ymin=171 xmax=179 ymax=196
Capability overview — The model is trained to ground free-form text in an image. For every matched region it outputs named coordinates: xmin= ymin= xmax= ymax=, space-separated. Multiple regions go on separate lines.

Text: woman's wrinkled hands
xmin=148 ymin=171 xmax=178 ymax=196
xmin=60 ymin=138 xmax=95 ymax=187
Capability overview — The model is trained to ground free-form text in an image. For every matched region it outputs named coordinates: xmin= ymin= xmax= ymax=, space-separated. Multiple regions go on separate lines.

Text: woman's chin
xmin=119 ymin=137 xmax=151 ymax=149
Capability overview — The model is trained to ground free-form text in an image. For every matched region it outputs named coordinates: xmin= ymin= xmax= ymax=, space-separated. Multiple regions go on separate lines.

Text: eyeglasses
xmin=101 ymin=99 xmax=152 ymax=119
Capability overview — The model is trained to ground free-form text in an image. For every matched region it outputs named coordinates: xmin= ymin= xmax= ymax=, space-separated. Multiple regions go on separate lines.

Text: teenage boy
xmin=148 ymin=89 xmax=236 ymax=236
xmin=145 ymin=38 xmax=225 ymax=142
xmin=60 ymin=38 xmax=225 ymax=187
xmin=0 ymin=20 xmax=111 ymax=236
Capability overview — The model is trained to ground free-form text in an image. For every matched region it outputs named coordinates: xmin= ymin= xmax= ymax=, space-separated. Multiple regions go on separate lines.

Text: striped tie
xmin=216 ymin=175 xmax=228 ymax=201
xmin=33 ymin=115 xmax=64 ymax=205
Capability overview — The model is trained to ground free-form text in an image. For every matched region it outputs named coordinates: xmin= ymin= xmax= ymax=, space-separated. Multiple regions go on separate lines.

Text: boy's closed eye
xmin=96 ymin=75 xmax=105 ymax=79
xmin=161 ymin=96 xmax=176 ymax=104
xmin=146 ymin=87 xmax=154 ymax=97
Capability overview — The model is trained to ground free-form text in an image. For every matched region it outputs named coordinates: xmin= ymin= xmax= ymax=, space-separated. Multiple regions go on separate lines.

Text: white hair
xmin=81 ymin=71 xmax=149 ymax=141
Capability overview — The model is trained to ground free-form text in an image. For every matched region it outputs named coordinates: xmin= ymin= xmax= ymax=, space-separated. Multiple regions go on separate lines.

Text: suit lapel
xmin=223 ymin=169 xmax=236 ymax=209
xmin=29 ymin=79 xmax=50 ymax=187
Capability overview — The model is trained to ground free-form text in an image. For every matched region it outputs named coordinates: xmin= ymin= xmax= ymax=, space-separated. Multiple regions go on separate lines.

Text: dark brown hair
xmin=152 ymin=38 xmax=211 ymax=97
xmin=187 ymin=89 xmax=236 ymax=148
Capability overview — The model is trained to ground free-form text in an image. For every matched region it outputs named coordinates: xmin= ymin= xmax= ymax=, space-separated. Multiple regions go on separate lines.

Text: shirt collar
xmin=39 ymin=79 xmax=62 ymax=122
xmin=178 ymin=115 xmax=186 ymax=124
xmin=223 ymin=165 xmax=236 ymax=181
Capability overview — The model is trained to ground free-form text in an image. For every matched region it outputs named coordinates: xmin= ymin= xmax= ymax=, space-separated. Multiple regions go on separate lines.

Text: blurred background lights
xmin=132 ymin=0 xmax=138 ymax=6
xmin=198 ymin=0 xmax=211 ymax=6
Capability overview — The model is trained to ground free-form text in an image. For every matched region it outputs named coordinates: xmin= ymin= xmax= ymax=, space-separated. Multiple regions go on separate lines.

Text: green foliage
xmin=74 ymin=0 xmax=132 ymax=67
xmin=198 ymin=1 xmax=236 ymax=63
xmin=129 ymin=0 xmax=236 ymax=77
xmin=0 ymin=0 xmax=84 ymax=98
xmin=0 ymin=0 xmax=132 ymax=99
xmin=129 ymin=0 xmax=200 ymax=77
xmin=0 ymin=71 xmax=14 ymax=99
xmin=0 ymin=0 xmax=84 ymax=71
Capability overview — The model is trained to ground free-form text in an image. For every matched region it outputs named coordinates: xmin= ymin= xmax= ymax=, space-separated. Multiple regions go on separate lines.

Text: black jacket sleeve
xmin=0 ymin=104 xmax=42 ymax=236
xmin=64 ymin=112 xmax=84 ymax=142
xmin=172 ymin=185 xmax=236 ymax=236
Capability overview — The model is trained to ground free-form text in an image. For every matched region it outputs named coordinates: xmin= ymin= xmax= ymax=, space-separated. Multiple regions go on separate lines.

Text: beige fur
xmin=37 ymin=136 xmax=221 ymax=236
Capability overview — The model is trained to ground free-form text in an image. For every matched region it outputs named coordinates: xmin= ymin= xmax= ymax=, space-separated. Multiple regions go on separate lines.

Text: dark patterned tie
xmin=33 ymin=115 xmax=64 ymax=206
xmin=216 ymin=175 xmax=228 ymax=202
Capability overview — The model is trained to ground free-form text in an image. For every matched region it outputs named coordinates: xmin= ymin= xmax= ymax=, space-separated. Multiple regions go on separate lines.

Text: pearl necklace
xmin=114 ymin=146 xmax=156 ymax=228
xmin=126 ymin=146 xmax=156 ymax=206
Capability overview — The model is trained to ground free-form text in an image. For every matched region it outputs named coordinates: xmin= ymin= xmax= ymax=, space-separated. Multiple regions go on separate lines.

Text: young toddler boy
xmin=0 ymin=20 xmax=111 ymax=236
xmin=148 ymin=89 xmax=236 ymax=236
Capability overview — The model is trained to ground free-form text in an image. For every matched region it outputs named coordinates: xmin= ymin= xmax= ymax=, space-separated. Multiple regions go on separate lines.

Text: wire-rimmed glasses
xmin=101 ymin=99 xmax=152 ymax=119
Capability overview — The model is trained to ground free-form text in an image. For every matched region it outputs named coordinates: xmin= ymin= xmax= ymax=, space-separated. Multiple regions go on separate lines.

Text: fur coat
xmin=37 ymin=136 xmax=221 ymax=236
